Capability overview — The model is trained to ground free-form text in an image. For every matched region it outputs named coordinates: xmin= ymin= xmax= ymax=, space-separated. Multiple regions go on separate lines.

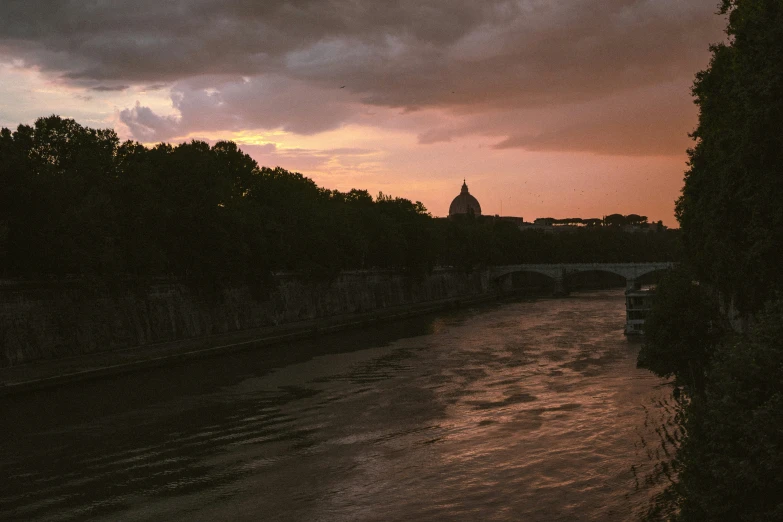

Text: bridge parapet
xmin=490 ymin=262 xmax=675 ymax=291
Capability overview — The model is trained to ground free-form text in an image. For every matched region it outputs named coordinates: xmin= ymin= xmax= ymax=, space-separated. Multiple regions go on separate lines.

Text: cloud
xmin=322 ymin=147 xmax=376 ymax=156
xmin=429 ymin=81 xmax=700 ymax=156
xmin=119 ymin=102 xmax=180 ymax=142
xmin=143 ymin=84 xmax=169 ymax=92
xmin=90 ymin=84 xmax=128 ymax=92
xmin=0 ymin=0 xmax=725 ymax=154
xmin=117 ymin=75 xmax=356 ymax=141
xmin=241 ymin=143 xmax=277 ymax=155
xmin=236 ymin=143 xmax=383 ymax=178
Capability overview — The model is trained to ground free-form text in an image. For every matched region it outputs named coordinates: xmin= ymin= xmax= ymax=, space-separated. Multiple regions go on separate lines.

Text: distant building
xmin=622 ymin=221 xmax=668 ymax=233
xmin=449 ymin=180 xmax=482 ymax=217
xmin=518 ymin=218 xmax=578 ymax=233
xmin=495 ymin=215 xmax=525 ymax=226
xmin=518 ymin=222 xmax=556 ymax=233
xmin=444 ymin=182 xmax=667 ymax=235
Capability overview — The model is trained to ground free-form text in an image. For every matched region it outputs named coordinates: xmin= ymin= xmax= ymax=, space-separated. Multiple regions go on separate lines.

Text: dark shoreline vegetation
xmin=637 ymin=1 xmax=783 ymax=520
xmin=1 ymin=116 xmax=678 ymax=284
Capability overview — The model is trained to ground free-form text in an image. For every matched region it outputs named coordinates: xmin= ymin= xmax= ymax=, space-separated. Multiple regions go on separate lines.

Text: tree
xmin=0 ymin=116 xmax=121 ymax=275
xmin=626 ymin=214 xmax=648 ymax=225
xmin=642 ymin=2 xmax=783 ymax=518
xmin=603 ymin=213 xmax=626 ymax=227
xmin=674 ymin=301 xmax=783 ymax=521
xmin=677 ymin=0 xmax=783 ymax=313
xmin=637 ymin=267 xmax=725 ymax=393
xmin=0 ymin=115 xmax=681 ymax=279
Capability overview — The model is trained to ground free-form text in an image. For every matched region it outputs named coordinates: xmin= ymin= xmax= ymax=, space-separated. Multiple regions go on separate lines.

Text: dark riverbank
xmin=0 ymin=288 xmax=510 ymax=396
xmin=1 ymin=269 xmax=494 ymax=369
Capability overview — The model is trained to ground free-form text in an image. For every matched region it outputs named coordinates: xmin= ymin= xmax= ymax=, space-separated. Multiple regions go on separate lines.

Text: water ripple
xmin=1 ymin=291 xmax=671 ymax=521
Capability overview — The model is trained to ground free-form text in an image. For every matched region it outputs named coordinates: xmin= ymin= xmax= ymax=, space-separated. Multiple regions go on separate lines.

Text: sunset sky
xmin=0 ymin=1 xmax=726 ymax=225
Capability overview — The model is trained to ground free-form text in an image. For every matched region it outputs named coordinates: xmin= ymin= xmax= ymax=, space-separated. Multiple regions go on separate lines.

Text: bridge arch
xmin=490 ymin=262 xmax=675 ymax=294
xmin=632 ymin=266 xmax=672 ymax=287
xmin=564 ymin=269 xmax=627 ymax=291
xmin=494 ymin=268 xmax=560 ymax=281
xmin=493 ymin=269 xmax=558 ymax=294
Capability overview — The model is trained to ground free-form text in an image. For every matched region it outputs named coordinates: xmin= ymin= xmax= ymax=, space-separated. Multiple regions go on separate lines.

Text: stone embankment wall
xmin=0 ymin=269 xmax=494 ymax=367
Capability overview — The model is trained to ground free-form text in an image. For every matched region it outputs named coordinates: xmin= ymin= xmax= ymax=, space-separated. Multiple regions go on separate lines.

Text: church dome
xmin=449 ymin=180 xmax=482 ymax=217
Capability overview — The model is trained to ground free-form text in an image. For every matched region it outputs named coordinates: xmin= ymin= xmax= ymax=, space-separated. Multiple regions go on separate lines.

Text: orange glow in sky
xmin=0 ymin=1 xmax=727 ymax=226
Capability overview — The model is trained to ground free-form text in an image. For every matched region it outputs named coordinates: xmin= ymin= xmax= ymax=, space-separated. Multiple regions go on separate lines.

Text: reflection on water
xmin=0 ymin=290 xmax=673 ymax=521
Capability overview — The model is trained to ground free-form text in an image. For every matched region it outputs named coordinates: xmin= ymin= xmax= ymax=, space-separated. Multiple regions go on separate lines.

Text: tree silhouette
xmin=0 ymin=116 xmax=679 ymax=280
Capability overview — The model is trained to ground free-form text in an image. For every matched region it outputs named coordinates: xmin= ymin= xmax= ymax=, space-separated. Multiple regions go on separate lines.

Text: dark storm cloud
xmin=416 ymin=81 xmax=699 ymax=156
xmin=119 ymin=75 xmax=355 ymax=140
xmin=91 ymin=85 xmax=128 ymax=92
xmin=0 ymin=0 xmax=725 ymax=152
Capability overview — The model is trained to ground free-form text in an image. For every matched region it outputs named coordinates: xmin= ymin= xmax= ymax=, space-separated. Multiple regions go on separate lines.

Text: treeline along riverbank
xmin=0 ymin=116 xmax=679 ymax=285
xmin=0 ymin=116 xmax=678 ymax=376
xmin=636 ymin=1 xmax=783 ymax=520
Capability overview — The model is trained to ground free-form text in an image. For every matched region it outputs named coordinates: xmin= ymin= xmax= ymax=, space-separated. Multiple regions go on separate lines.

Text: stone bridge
xmin=490 ymin=262 xmax=675 ymax=295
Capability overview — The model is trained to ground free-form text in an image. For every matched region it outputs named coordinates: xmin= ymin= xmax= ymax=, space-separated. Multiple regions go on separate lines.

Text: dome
xmin=448 ymin=180 xmax=482 ymax=217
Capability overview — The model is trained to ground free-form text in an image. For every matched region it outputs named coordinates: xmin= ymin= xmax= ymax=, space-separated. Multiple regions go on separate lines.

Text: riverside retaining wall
xmin=0 ymin=269 xmax=494 ymax=367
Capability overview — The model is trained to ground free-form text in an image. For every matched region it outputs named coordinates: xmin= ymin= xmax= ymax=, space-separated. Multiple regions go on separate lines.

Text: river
xmin=1 ymin=290 xmax=676 ymax=521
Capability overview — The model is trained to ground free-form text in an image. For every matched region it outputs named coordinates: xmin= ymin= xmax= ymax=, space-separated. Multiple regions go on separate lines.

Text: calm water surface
xmin=1 ymin=290 xmax=675 ymax=521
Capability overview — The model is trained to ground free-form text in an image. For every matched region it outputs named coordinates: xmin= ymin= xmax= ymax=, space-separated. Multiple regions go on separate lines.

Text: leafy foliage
xmin=640 ymin=1 xmax=783 ymax=519
xmin=0 ymin=116 xmax=436 ymax=281
xmin=0 ymin=116 xmax=679 ymax=281
xmin=0 ymin=116 xmax=677 ymax=282
xmin=638 ymin=268 xmax=725 ymax=393
xmin=677 ymin=0 xmax=783 ymax=313
xmin=674 ymin=301 xmax=783 ymax=521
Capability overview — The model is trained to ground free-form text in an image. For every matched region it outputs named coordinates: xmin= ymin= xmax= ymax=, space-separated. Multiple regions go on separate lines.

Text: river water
xmin=1 ymin=290 xmax=676 ymax=521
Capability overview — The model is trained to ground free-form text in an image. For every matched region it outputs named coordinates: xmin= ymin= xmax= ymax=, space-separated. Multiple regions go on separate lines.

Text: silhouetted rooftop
xmin=449 ymin=180 xmax=481 ymax=217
